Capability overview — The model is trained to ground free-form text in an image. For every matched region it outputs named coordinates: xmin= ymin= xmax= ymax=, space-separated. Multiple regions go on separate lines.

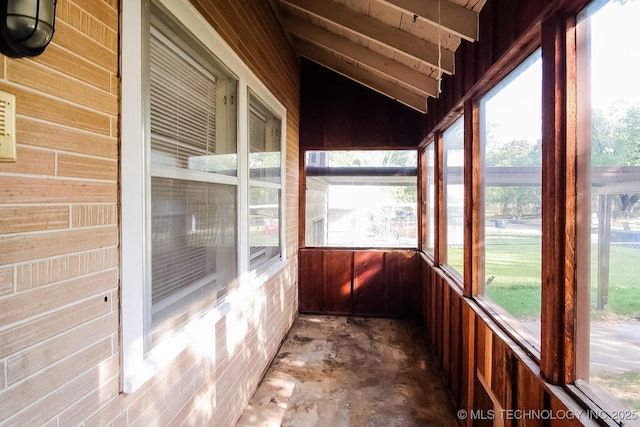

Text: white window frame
xmin=121 ymin=0 xmax=287 ymax=393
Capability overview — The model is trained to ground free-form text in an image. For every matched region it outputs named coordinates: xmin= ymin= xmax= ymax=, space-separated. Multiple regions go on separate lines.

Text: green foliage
xmin=484 ymin=138 xmax=542 ymax=217
xmin=591 ymin=105 xmax=640 ymax=212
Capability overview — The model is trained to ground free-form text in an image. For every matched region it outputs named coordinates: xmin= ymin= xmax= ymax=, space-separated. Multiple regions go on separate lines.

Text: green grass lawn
xmin=447 ymin=235 xmax=640 ymax=320
xmin=449 ymin=233 xmax=640 ymax=413
xmin=591 ymin=371 xmax=640 ymax=412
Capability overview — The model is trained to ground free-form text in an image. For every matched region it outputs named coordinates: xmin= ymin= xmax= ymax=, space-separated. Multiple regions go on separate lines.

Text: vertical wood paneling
xmin=353 ymin=251 xmax=385 ymax=314
xmin=298 ymin=250 xmax=324 ymax=312
xmin=449 ymin=292 xmax=462 ymax=404
xmin=299 ymin=249 xmax=419 ymax=318
xmin=300 ymin=60 xmax=422 ymax=150
xmin=324 ymin=251 xmax=353 ymax=314
xmin=386 ymin=251 xmax=418 ymax=317
xmin=442 ymin=284 xmax=451 ymax=379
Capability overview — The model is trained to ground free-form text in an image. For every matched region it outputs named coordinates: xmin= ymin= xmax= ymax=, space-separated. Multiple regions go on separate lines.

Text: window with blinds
xmin=248 ymin=94 xmax=282 ymax=271
xmin=148 ymin=6 xmax=238 ymax=333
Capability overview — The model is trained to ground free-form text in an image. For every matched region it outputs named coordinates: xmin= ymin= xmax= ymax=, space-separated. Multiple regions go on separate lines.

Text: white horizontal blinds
xmin=149 ymin=20 xmax=237 ymax=316
xmin=249 ymin=107 xmax=267 ymax=180
xmin=150 ymin=26 xmax=217 ymax=169
xmin=151 ymin=178 xmax=213 ymax=309
xmin=150 ymin=178 xmax=237 ymax=312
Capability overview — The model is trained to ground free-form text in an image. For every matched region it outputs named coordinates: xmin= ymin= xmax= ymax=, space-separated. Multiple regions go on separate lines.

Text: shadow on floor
xmin=236 ymin=315 xmax=458 ymax=427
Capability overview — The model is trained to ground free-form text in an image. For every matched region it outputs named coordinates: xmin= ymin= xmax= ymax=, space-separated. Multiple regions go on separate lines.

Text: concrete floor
xmin=236 ymin=315 xmax=458 ymax=427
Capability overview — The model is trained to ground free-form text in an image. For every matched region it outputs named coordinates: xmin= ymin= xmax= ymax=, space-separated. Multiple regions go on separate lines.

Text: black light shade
xmin=0 ymin=0 xmax=56 ymax=58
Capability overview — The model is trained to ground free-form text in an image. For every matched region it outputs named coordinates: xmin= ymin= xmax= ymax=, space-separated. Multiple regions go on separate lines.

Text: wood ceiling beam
xmin=378 ymin=0 xmax=478 ymax=42
xmin=280 ymin=0 xmax=455 ymax=74
xmin=283 ymin=14 xmax=439 ymax=98
xmin=294 ymin=39 xmax=427 ymax=113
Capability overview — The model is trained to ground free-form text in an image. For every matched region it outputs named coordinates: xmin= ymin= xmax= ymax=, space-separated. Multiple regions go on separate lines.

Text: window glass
xmin=305 ymin=150 xmax=418 ymax=248
xmin=249 ymin=94 xmax=282 ymax=271
xmin=443 ymin=118 xmax=464 ymax=275
xmin=425 ymin=144 xmax=436 ymax=254
xmin=149 ymin=5 xmax=238 ymax=336
xmin=577 ymin=0 xmax=640 ymax=414
xmin=479 ymin=50 xmax=542 ymax=346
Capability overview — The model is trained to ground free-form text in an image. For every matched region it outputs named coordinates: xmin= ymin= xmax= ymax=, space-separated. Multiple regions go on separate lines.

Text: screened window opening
xmin=479 ymin=50 xmax=542 ymax=348
xmin=443 ymin=117 xmax=465 ymax=275
xmin=149 ymin=4 xmax=238 ymax=337
xmin=305 ymin=150 xmax=418 ymax=248
xmin=249 ymin=94 xmax=283 ymax=272
xmin=576 ymin=0 xmax=640 ymax=414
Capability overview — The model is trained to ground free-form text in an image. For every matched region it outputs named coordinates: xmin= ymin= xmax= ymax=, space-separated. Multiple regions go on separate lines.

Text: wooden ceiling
xmin=271 ymin=0 xmax=487 ymax=113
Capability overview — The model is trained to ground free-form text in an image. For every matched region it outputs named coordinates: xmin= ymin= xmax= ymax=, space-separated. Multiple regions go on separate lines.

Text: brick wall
xmin=0 ymin=0 xmax=299 ymax=425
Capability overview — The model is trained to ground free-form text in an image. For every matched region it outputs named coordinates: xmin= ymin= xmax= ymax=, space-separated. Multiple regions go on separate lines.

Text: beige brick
xmin=0 ymin=269 xmax=116 ymax=327
xmin=0 ymin=176 xmax=116 ymax=205
xmin=110 ymin=73 xmax=119 ymax=95
xmin=7 ymin=312 xmax=118 ymax=384
xmin=0 ymin=146 xmax=56 ymax=176
xmin=59 ymin=364 xmax=121 ymax=427
xmin=127 ymin=372 xmax=181 ymax=426
xmin=53 ymin=21 xmax=117 ymax=72
xmin=17 ymin=117 xmax=117 ymax=158
xmin=71 ymin=205 xmax=118 ymax=227
xmin=0 ymin=338 xmax=111 ymax=419
xmin=7 ymin=60 xmax=118 ymax=115
xmin=0 ymin=267 xmax=13 ymax=297
xmin=0 ymin=226 xmax=117 ymax=265
xmin=40 ymin=418 xmax=58 ymax=427
xmin=0 ymin=83 xmax=112 ymax=136
xmin=129 ymin=380 xmax=184 ymax=427
xmin=2 ymin=352 xmax=118 ymax=427
xmin=16 ymin=247 xmax=118 ymax=291
xmin=31 ymin=44 xmax=111 ymax=91
xmin=0 ymin=295 xmax=110 ymax=357
xmin=0 ymin=360 xmax=5 ymax=390
xmin=60 ymin=0 xmax=118 ymax=48
xmin=58 ymin=154 xmax=117 ymax=180
xmin=81 ymin=385 xmax=128 ymax=427
xmin=0 ymin=206 xmax=69 ymax=235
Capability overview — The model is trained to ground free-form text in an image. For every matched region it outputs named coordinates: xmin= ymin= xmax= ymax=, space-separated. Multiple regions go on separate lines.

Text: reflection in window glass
xmin=443 ymin=118 xmax=464 ymax=275
xmin=480 ymin=50 xmax=542 ymax=346
xmin=425 ymin=144 xmax=436 ymax=253
xmin=305 ymin=150 xmax=417 ymax=248
xmin=577 ymin=0 xmax=640 ymax=413
xmin=249 ymin=94 xmax=282 ymax=272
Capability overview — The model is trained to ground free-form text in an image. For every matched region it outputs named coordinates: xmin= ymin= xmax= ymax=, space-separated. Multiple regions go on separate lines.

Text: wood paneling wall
xmin=300 ymin=59 xmax=423 ymax=150
xmin=421 ymin=258 xmax=594 ymax=427
xmin=0 ymin=0 xmax=300 ymax=425
xmin=420 ymin=0 xmax=601 ymax=426
xmin=299 ymin=249 xmax=419 ymax=318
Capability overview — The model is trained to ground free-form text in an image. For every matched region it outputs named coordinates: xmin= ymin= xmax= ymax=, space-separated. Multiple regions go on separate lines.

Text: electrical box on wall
xmin=0 ymin=91 xmax=17 ymax=162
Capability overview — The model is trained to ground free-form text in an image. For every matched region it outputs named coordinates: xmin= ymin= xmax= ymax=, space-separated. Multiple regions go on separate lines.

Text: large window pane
xmin=479 ymin=51 xmax=542 ymax=347
xmin=151 ymin=178 xmax=237 ymax=324
xmin=249 ymin=93 xmax=283 ymax=271
xmin=577 ymin=0 xmax=640 ymax=414
xmin=150 ymin=10 xmax=237 ymax=177
xmin=443 ymin=118 xmax=464 ymax=275
xmin=305 ymin=150 xmax=417 ymax=248
xmin=148 ymin=5 xmax=238 ymax=338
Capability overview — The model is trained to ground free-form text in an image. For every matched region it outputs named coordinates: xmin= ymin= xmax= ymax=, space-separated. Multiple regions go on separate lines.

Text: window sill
xmin=123 ymin=258 xmax=288 ymax=394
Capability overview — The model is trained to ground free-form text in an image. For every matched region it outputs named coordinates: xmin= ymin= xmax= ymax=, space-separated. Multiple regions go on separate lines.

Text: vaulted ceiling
xmin=271 ymin=0 xmax=487 ymax=113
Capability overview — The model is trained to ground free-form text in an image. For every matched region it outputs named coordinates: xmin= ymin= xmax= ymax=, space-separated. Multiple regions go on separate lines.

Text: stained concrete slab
xmin=236 ymin=315 xmax=458 ymax=427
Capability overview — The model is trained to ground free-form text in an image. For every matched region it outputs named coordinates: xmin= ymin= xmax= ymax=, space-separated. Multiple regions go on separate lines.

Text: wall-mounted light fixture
xmin=0 ymin=0 xmax=56 ymax=58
